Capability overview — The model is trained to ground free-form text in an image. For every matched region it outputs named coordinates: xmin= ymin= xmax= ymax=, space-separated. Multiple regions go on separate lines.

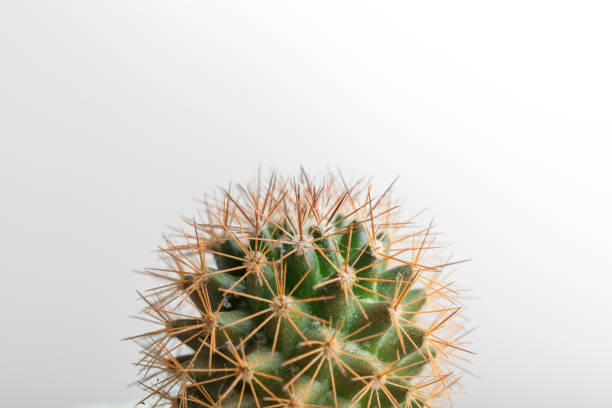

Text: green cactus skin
xmin=130 ymin=172 xmax=469 ymax=408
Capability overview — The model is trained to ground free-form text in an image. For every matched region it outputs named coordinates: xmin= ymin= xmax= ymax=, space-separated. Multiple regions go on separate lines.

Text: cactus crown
xmin=131 ymin=171 xmax=470 ymax=408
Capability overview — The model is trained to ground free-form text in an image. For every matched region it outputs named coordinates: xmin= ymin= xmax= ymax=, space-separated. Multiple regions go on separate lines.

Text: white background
xmin=1 ymin=1 xmax=611 ymax=407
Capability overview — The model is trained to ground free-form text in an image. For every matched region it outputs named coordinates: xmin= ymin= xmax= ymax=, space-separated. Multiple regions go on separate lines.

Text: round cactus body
xmin=131 ymin=171 xmax=470 ymax=408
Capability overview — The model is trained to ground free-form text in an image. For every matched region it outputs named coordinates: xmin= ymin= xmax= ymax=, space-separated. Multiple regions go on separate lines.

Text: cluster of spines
xmin=130 ymin=171 xmax=471 ymax=408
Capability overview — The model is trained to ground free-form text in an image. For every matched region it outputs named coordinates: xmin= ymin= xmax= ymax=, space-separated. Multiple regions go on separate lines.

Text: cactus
xmin=129 ymin=171 xmax=470 ymax=408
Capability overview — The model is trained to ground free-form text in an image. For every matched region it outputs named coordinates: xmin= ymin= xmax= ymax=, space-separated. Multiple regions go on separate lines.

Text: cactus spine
xmin=130 ymin=171 xmax=470 ymax=408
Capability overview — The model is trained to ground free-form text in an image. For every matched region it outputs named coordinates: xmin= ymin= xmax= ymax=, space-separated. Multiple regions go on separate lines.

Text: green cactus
xmin=130 ymin=171 xmax=470 ymax=408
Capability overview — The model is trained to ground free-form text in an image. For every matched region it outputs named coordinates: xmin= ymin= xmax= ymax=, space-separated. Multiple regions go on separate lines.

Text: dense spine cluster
xmin=130 ymin=171 xmax=470 ymax=408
